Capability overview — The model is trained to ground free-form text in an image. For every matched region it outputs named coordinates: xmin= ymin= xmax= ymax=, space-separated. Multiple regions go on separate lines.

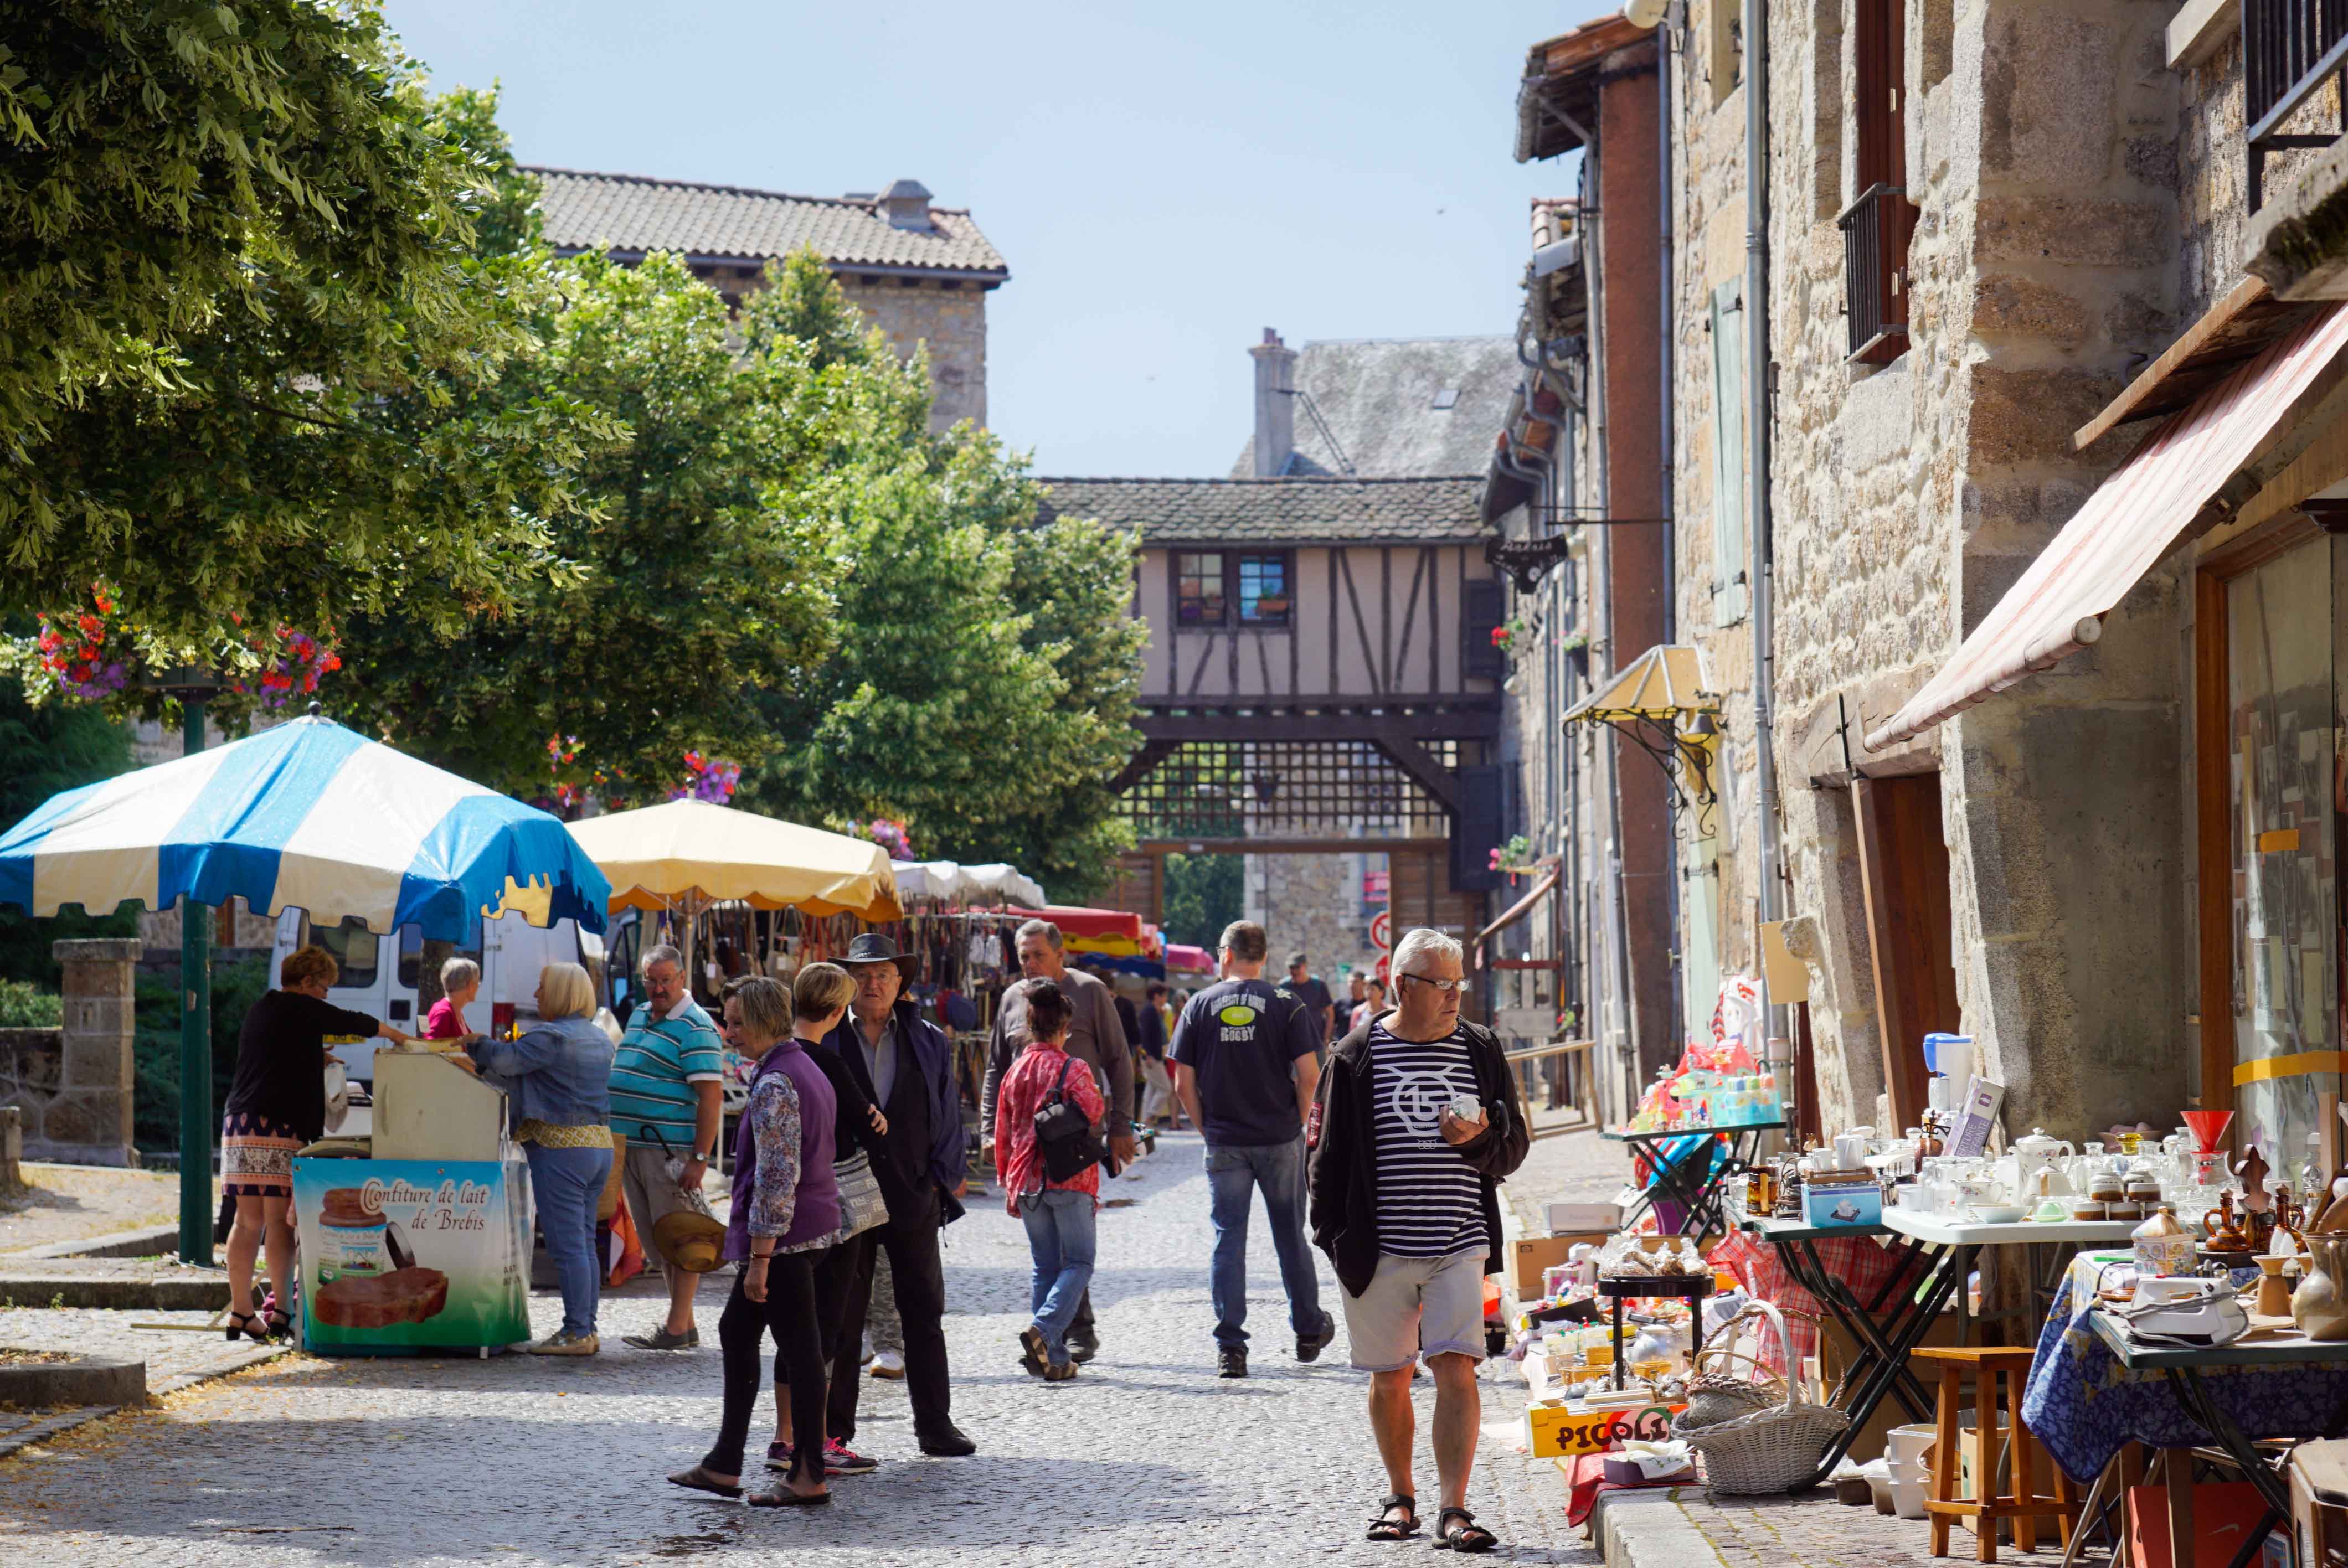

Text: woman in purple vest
xmin=668 ymin=971 xmax=843 ymax=1507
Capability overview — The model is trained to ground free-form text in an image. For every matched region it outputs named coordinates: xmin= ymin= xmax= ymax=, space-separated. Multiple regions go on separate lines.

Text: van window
xmin=313 ymin=920 xmax=379 ymax=989
xmin=395 ymin=927 xmax=480 ymax=992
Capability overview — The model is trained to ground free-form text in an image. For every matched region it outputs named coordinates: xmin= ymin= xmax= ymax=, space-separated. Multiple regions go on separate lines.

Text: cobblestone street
xmin=0 ymin=1132 xmax=1594 ymax=1566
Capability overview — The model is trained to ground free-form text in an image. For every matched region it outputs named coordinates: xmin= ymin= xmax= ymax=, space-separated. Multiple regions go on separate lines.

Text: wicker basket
xmin=1676 ymin=1337 xmax=1784 ymax=1430
xmin=1671 ymin=1299 xmax=1848 ymax=1494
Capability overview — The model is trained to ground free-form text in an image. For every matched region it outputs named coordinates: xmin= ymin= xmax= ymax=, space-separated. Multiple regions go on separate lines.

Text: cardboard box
xmin=1801 ymin=1182 xmax=1884 ymax=1228
xmin=1546 ymin=1200 xmax=1623 ymax=1233
xmin=1522 ymin=1400 xmax=1683 ymax=1459
xmin=2125 ymin=1481 xmax=2268 ymax=1568
xmin=1810 ymin=1312 xmax=1963 ymax=1464
xmin=1506 ymin=1231 xmax=1610 ymax=1299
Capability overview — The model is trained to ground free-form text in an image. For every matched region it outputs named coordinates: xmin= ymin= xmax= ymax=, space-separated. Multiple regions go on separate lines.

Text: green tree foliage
xmin=0 ymin=9 xmax=612 ymax=672
xmin=0 ymin=677 xmax=135 ymax=987
xmin=735 ymin=259 xmax=1144 ymax=899
xmin=334 ymin=249 xmax=840 ymax=795
xmin=134 ymin=952 xmax=266 ymax=1154
xmin=1160 ymin=853 xmax=1245 ymax=952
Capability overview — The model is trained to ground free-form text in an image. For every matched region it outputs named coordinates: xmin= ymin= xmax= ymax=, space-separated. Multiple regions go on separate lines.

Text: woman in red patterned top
xmin=993 ymin=981 xmax=1105 ymax=1381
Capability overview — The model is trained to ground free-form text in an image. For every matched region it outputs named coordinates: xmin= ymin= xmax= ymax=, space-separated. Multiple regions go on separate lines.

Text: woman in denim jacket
xmin=467 ymin=962 xmax=618 ymax=1355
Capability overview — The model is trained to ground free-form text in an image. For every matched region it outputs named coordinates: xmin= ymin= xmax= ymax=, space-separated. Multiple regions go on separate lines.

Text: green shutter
xmin=1709 ymin=280 xmax=1749 ymax=627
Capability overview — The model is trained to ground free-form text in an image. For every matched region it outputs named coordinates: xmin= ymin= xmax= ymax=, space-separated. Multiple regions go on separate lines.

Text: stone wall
xmin=1243 ymin=853 xmax=1385 ymax=988
xmin=0 ymin=937 xmax=140 ymax=1166
xmin=1658 ymin=0 xmax=2196 ymax=1133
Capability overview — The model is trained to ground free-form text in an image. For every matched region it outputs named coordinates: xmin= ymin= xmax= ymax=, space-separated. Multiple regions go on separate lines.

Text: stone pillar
xmin=52 ymin=938 xmax=142 ymax=1167
xmin=0 ymin=1105 xmax=20 ymax=1187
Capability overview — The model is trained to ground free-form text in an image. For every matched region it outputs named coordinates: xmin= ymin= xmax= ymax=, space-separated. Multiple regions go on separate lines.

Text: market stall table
xmin=1597 ymin=1273 xmax=1713 ymax=1391
xmin=1599 ymin=1120 xmax=1784 ymax=1241
xmin=1726 ymin=1214 xmax=1935 ymax=1487
xmin=1882 ymin=1208 xmax=2144 ymax=1348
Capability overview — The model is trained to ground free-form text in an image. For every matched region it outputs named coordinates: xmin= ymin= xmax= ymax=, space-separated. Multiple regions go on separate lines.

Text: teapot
xmin=2012 ymin=1127 xmax=2076 ymax=1190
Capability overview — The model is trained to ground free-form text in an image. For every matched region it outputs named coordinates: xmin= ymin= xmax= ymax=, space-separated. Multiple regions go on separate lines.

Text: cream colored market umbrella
xmin=565 ymin=799 xmax=903 ymax=924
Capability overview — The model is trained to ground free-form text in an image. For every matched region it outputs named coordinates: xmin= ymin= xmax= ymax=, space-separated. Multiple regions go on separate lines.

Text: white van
xmin=270 ymin=909 xmax=616 ymax=1083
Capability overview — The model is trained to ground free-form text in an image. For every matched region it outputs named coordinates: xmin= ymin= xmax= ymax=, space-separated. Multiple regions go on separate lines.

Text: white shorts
xmin=1340 ymin=1249 xmax=1489 ymax=1371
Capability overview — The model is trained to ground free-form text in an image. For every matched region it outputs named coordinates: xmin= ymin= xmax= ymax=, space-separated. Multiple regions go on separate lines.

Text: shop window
xmin=1176 ymin=550 xmax=1226 ymax=626
xmin=1237 ymin=553 xmax=1293 ymax=627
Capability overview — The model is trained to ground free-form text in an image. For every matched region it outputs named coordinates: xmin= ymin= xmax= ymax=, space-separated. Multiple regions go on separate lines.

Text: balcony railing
xmin=2244 ymin=0 xmax=2348 ymax=212
xmin=1836 ymin=182 xmax=1913 ymax=366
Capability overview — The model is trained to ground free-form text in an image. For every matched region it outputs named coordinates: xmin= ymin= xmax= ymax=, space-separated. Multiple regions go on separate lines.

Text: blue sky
xmin=383 ymin=1 xmax=1608 ymax=477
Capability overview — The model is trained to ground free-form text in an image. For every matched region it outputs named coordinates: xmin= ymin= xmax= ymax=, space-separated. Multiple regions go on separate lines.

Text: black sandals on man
xmin=1432 ymin=1507 xmax=1496 ymax=1552
xmin=1366 ymin=1494 xmax=1418 ymax=1541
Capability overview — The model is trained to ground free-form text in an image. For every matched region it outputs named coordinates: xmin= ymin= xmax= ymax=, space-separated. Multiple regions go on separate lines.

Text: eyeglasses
xmin=1398 ymin=973 xmax=1465 ymax=994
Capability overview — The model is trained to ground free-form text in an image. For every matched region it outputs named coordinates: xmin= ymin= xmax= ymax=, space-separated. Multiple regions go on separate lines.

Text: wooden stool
xmin=1916 ymin=1347 xmax=2078 ymax=1562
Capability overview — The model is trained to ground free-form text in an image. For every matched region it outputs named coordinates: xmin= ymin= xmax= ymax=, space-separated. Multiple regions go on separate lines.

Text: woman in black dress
xmin=222 ymin=944 xmax=412 ymax=1340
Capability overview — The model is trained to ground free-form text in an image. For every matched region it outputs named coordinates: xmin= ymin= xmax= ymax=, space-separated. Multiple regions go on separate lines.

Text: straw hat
xmin=650 ymin=1210 xmax=728 ymax=1275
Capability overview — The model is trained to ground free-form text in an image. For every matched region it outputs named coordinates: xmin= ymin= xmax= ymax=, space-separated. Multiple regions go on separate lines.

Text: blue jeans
xmin=1206 ymin=1136 xmax=1322 ymax=1349
xmin=526 ymin=1141 xmax=612 ymax=1337
xmin=1018 ymin=1189 xmax=1096 ymax=1366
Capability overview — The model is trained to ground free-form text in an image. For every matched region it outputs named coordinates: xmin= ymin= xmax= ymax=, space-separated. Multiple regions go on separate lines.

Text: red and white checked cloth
xmin=1708 ymin=1230 xmax=1924 ymax=1376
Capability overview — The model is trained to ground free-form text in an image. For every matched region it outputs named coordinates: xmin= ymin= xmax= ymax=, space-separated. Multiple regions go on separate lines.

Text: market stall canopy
xmin=0 ymin=714 xmax=609 ymax=941
xmin=1002 ymin=904 xmax=1145 ymax=943
xmin=1561 ymin=645 xmax=1717 ymax=728
xmin=1166 ymin=943 xmax=1215 ymax=974
xmin=566 ymin=799 xmax=900 ymax=922
xmin=1870 ymin=302 xmax=2348 ymax=750
xmin=892 ymin=859 xmax=1046 ymax=909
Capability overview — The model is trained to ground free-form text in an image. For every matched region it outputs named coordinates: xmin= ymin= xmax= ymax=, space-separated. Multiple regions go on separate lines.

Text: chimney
xmin=1250 ymin=328 xmax=1297 ymax=477
xmin=877 ymin=179 xmax=935 ymax=232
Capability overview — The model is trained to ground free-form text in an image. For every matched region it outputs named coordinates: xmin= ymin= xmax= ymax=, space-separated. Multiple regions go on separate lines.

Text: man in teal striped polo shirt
xmin=608 ymin=943 xmax=725 ymax=1350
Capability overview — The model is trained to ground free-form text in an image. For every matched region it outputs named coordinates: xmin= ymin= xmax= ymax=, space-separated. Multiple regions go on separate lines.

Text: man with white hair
xmin=607 ymin=942 xmax=725 ymax=1351
xmin=1307 ymin=927 xmax=1527 ymax=1555
xmin=980 ymin=917 xmax=1134 ymax=1361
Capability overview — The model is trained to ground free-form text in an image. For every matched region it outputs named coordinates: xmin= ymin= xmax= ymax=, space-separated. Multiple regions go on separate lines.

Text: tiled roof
xmin=1033 ymin=477 xmax=1488 ymax=545
xmin=1516 ymin=20 xmax=1656 ymax=162
xmin=1229 ymin=336 xmax=1520 ymax=479
xmin=527 ymin=167 xmax=1009 ymax=279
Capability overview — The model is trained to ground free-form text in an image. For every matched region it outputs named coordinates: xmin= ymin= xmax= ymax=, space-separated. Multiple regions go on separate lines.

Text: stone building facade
xmin=1499 ymin=1 xmax=2348 ymax=1142
xmin=532 ymin=169 xmax=1009 ymax=431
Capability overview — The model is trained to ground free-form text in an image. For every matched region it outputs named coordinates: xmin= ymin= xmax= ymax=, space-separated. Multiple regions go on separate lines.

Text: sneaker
xmin=1065 ymin=1324 xmax=1099 ymax=1364
xmin=526 ymin=1330 xmax=599 ymax=1356
xmin=1217 ymin=1345 xmax=1248 ymax=1379
xmin=764 ymin=1440 xmax=795 ymax=1472
xmin=868 ymin=1349 xmax=907 ymax=1380
xmin=1296 ymin=1310 xmax=1337 ymax=1363
xmin=621 ymin=1325 xmax=699 ymax=1351
xmin=822 ymin=1438 xmax=878 ymax=1476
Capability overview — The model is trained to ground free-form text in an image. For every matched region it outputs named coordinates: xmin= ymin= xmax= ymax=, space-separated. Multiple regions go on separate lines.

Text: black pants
xmin=827 ymin=1216 xmax=951 ymax=1444
xmin=1071 ymin=1287 xmax=1094 ymax=1335
xmin=703 ymin=1260 xmax=830 ymax=1487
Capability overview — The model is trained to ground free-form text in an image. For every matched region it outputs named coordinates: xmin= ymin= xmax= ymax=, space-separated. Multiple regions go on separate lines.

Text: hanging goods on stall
xmin=1671 ymin=1299 xmax=1848 ymax=1495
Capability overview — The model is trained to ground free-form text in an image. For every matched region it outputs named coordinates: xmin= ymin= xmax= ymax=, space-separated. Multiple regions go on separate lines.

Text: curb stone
xmin=0 ymin=1340 xmax=285 ymax=1462
xmin=1595 ymin=1487 xmax=1728 ymax=1568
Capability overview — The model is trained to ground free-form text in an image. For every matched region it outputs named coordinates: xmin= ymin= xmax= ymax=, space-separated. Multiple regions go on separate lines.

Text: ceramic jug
xmin=2012 ymin=1128 xmax=2076 ymax=1192
xmin=2294 ymin=1235 xmax=2348 ymax=1341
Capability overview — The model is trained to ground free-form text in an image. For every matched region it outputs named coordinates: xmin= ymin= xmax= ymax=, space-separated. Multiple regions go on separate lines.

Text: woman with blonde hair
xmin=223 ymin=944 xmax=414 ymax=1342
xmin=466 ymin=962 xmax=616 ymax=1355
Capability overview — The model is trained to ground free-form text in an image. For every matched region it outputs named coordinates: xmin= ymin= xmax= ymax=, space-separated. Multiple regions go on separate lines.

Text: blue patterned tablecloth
xmin=2020 ymin=1258 xmax=2348 ymax=1482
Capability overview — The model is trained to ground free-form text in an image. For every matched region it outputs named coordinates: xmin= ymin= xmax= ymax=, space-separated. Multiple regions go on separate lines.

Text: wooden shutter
xmin=1846 ymin=0 xmax=1914 ymax=364
xmin=1450 ymin=764 xmax=1506 ymax=893
xmin=1462 ymin=577 xmax=1505 ymax=679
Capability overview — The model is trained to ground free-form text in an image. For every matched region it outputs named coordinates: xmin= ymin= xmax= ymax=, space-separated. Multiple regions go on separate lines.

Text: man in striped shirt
xmin=1306 ymin=929 xmax=1526 ymax=1555
xmin=607 ymin=943 xmax=726 ymax=1350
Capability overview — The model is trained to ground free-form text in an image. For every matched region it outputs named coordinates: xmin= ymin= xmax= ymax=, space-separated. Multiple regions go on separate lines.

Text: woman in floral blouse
xmin=668 ymin=972 xmax=842 ymax=1507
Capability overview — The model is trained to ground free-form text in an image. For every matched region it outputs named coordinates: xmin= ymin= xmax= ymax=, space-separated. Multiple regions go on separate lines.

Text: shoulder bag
xmin=1033 ymin=1056 xmax=1105 ymax=1183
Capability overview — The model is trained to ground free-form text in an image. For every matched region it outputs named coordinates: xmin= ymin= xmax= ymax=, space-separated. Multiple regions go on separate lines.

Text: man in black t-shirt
xmin=1287 ymin=951 xmax=1335 ymax=1053
xmin=1170 ymin=921 xmax=1335 ymax=1378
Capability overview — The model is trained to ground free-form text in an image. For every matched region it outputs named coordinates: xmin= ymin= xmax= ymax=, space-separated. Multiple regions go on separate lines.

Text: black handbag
xmin=1032 ymin=1056 xmax=1105 ymax=1183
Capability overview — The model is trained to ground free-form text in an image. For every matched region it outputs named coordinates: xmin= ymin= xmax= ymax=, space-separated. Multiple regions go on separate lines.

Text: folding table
xmin=1599 ymin=1118 xmax=1783 ymax=1241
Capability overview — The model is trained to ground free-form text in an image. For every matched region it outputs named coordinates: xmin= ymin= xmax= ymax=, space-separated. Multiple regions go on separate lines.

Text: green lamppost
xmin=156 ymin=668 xmax=224 ymax=1265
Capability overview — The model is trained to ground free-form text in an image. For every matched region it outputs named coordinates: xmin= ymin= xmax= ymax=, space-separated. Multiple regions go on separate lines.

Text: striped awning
xmin=0 ymin=715 xmax=609 ymax=940
xmin=1870 ymin=302 xmax=2348 ymax=750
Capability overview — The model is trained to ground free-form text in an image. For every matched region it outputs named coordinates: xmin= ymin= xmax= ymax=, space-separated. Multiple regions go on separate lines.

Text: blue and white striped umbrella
xmin=0 ymin=714 xmax=610 ymax=941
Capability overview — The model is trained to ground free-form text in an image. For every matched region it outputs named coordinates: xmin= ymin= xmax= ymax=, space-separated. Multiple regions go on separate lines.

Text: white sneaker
xmin=526 ymin=1330 xmax=600 ymax=1356
xmin=868 ymin=1350 xmax=907 ymax=1380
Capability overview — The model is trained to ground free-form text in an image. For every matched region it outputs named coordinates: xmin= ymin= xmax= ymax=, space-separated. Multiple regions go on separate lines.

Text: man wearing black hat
xmin=820 ymin=933 xmax=976 ymax=1459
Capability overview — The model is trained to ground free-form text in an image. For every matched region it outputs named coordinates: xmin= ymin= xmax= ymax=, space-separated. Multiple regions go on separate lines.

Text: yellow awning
xmin=1562 ymin=645 xmax=1717 ymax=728
xmin=564 ymin=800 xmax=903 ymax=923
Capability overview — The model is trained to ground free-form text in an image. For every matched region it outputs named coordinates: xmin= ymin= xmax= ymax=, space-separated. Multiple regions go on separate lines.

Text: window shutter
xmin=1450 ymin=764 xmax=1506 ymax=893
xmin=1463 ymin=577 xmax=1505 ymax=679
xmin=1709 ymin=279 xmax=1748 ymax=627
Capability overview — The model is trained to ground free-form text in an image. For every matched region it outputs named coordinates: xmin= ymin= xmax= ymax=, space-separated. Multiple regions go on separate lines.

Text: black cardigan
xmin=1305 ymin=1015 xmax=1530 ymax=1299
xmin=223 ymin=990 xmax=379 ymax=1143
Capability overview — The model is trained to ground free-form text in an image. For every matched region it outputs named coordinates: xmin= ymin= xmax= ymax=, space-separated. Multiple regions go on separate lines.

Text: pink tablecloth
xmin=1708 ymin=1229 xmax=1923 ymax=1375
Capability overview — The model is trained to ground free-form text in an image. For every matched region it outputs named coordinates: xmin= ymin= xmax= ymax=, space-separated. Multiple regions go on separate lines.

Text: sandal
xmin=225 ymin=1310 xmax=263 ymax=1343
xmin=666 ymin=1466 xmax=743 ymax=1499
xmin=1366 ymin=1493 xmax=1419 ymax=1541
xmin=262 ymin=1307 xmax=293 ymax=1342
xmin=1432 ymin=1507 xmax=1496 ymax=1554
xmin=748 ymin=1485 xmax=830 ymax=1507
